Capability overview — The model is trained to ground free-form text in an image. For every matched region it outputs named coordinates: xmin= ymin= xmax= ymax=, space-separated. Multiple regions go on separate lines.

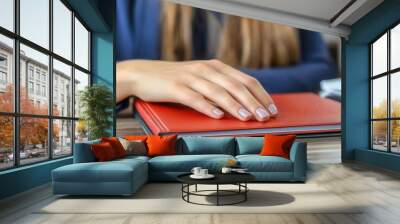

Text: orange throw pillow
xmin=124 ymin=135 xmax=148 ymax=141
xmin=91 ymin=142 xmax=117 ymax=162
xmin=146 ymin=135 xmax=177 ymax=157
xmin=260 ymin=134 xmax=296 ymax=159
xmin=101 ymin=137 xmax=127 ymax=158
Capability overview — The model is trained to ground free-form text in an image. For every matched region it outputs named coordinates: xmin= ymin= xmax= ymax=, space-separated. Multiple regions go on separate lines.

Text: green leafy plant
xmin=79 ymin=84 xmax=113 ymax=140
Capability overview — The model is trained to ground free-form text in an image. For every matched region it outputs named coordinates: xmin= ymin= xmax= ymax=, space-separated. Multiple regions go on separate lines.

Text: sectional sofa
xmin=52 ymin=136 xmax=307 ymax=196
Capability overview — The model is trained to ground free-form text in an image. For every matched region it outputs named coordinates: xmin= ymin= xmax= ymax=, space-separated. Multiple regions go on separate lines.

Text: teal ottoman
xmin=52 ymin=157 xmax=148 ymax=196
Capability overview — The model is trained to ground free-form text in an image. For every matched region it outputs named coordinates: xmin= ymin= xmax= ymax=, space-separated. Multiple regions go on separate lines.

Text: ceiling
xmin=167 ymin=0 xmax=384 ymax=37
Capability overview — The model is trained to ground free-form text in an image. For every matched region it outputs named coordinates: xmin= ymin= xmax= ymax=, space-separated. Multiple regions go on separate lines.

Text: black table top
xmin=177 ymin=172 xmax=255 ymax=185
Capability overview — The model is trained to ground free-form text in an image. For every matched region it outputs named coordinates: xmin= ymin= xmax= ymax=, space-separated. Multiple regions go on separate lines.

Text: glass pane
xmin=372 ymin=33 xmax=387 ymax=76
xmin=20 ymin=0 xmax=49 ymax=49
xmin=20 ymin=44 xmax=49 ymax=115
xmin=391 ymin=72 xmax=400 ymax=118
xmin=0 ymin=34 xmax=14 ymax=112
xmin=372 ymin=76 xmax=387 ymax=119
xmin=74 ymin=18 xmax=89 ymax=70
xmin=20 ymin=117 xmax=49 ymax=165
xmin=392 ymin=24 xmax=400 ymax=70
xmin=372 ymin=121 xmax=388 ymax=151
xmin=53 ymin=0 xmax=72 ymax=60
xmin=0 ymin=0 xmax=14 ymax=31
xmin=74 ymin=69 xmax=89 ymax=118
xmin=75 ymin=120 xmax=88 ymax=143
xmin=53 ymin=59 xmax=72 ymax=117
xmin=0 ymin=116 xmax=14 ymax=170
xmin=391 ymin=120 xmax=400 ymax=153
xmin=53 ymin=119 xmax=72 ymax=157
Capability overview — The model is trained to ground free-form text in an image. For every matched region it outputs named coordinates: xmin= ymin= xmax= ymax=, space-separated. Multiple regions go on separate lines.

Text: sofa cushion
xmin=101 ymin=137 xmax=127 ymax=158
xmin=53 ymin=157 xmax=148 ymax=183
xmin=73 ymin=140 xmax=100 ymax=163
xmin=236 ymin=155 xmax=293 ymax=172
xmin=147 ymin=135 xmax=177 ymax=157
xmin=178 ymin=137 xmax=235 ymax=155
xmin=260 ymin=134 xmax=296 ymax=159
xmin=119 ymin=138 xmax=148 ymax=156
xmin=236 ymin=137 xmax=263 ymax=155
xmin=149 ymin=154 xmax=235 ymax=172
xmin=91 ymin=142 xmax=118 ymax=161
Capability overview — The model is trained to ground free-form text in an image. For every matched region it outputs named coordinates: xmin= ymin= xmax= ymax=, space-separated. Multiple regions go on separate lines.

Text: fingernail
xmin=211 ymin=108 xmax=224 ymax=118
xmin=256 ymin=107 xmax=269 ymax=119
xmin=268 ymin=104 xmax=278 ymax=115
xmin=238 ymin=107 xmax=251 ymax=119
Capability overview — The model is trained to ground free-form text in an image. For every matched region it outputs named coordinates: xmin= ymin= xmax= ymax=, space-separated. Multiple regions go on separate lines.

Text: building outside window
xmin=371 ymin=22 xmax=400 ymax=154
xmin=0 ymin=0 xmax=91 ymax=170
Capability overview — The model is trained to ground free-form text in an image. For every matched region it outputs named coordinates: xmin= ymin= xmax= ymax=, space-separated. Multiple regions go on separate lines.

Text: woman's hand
xmin=117 ymin=59 xmax=278 ymax=121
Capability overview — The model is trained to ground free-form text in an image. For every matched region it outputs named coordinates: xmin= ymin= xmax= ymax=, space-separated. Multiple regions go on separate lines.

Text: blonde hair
xmin=161 ymin=2 xmax=300 ymax=69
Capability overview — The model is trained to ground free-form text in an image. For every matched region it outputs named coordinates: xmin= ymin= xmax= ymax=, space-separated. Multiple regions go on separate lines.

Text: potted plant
xmin=79 ymin=84 xmax=113 ymax=140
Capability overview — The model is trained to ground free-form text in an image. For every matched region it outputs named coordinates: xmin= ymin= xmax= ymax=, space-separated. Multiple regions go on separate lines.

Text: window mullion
xmin=13 ymin=0 xmax=20 ymax=167
xmin=388 ymin=30 xmax=391 ymax=153
xmin=71 ymin=10 xmax=76 ymax=154
xmin=48 ymin=0 xmax=54 ymax=160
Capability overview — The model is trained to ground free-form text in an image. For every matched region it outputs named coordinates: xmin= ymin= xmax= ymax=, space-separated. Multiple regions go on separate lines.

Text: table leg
xmin=245 ymin=183 xmax=247 ymax=201
xmin=217 ymin=184 xmax=219 ymax=206
xmin=187 ymin=184 xmax=190 ymax=202
xmin=195 ymin=184 xmax=198 ymax=192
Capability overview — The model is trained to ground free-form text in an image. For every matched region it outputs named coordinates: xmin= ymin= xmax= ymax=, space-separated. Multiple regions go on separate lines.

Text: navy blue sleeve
xmin=116 ymin=0 xmax=161 ymax=61
xmin=242 ymin=30 xmax=337 ymax=93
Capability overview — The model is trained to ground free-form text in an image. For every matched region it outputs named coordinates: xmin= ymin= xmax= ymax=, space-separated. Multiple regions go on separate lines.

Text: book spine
xmin=135 ymin=100 xmax=169 ymax=135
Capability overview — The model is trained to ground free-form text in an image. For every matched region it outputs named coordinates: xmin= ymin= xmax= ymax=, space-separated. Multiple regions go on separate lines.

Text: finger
xmin=174 ymin=86 xmax=225 ymax=119
xmin=196 ymin=65 xmax=270 ymax=121
xmin=207 ymin=60 xmax=278 ymax=116
xmin=186 ymin=77 xmax=253 ymax=121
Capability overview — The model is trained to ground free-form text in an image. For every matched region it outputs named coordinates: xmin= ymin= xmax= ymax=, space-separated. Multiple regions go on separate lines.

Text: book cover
xmin=134 ymin=92 xmax=341 ymax=136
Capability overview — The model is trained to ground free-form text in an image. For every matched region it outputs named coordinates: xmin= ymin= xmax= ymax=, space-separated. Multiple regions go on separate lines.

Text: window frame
xmin=370 ymin=21 xmax=400 ymax=154
xmin=0 ymin=0 xmax=92 ymax=171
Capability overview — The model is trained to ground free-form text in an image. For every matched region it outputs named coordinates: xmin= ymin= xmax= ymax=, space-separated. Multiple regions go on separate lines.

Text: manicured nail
xmin=268 ymin=104 xmax=278 ymax=115
xmin=211 ymin=108 xmax=224 ymax=118
xmin=238 ymin=107 xmax=251 ymax=119
xmin=255 ymin=107 xmax=269 ymax=119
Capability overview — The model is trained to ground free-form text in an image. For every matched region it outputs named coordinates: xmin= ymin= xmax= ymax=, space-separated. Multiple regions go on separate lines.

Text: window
xmin=0 ymin=0 xmax=14 ymax=32
xmin=35 ymin=83 xmax=40 ymax=95
xmin=28 ymin=81 xmax=34 ymax=94
xmin=35 ymin=70 xmax=40 ymax=81
xmin=28 ymin=67 xmax=34 ymax=80
xmin=0 ymin=54 xmax=7 ymax=87
xmin=0 ymin=71 xmax=6 ymax=85
xmin=74 ymin=18 xmax=90 ymax=70
xmin=0 ymin=55 xmax=7 ymax=67
xmin=42 ymin=85 xmax=46 ymax=97
xmin=371 ymin=23 xmax=400 ymax=154
xmin=0 ymin=0 xmax=91 ymax=170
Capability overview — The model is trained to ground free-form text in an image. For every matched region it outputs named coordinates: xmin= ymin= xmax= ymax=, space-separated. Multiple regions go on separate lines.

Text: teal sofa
xmin=52 ymin=137 xmax=307 ymax=196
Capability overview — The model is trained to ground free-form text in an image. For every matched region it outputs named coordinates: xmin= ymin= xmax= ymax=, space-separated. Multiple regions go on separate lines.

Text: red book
xmin=134 ymin=92 xmax=341 ymax=136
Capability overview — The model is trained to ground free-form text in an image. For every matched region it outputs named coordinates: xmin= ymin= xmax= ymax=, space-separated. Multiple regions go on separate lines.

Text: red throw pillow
xmin=146 ymin=135 xmax=177 ymax=157
xmin=259 ymin=134 xmax=296 ymax=159
xmin=91 ymin=142 xmax=117 ymax=162
xmin=124 ymin=135 xmax=148 ymax=141
xmin=101 ymin=137 xmax=126 ymax=158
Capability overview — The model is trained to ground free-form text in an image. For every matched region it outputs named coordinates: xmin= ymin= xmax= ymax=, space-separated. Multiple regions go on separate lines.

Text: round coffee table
xmin=177 ymin=173 xmax=255 ymax=206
